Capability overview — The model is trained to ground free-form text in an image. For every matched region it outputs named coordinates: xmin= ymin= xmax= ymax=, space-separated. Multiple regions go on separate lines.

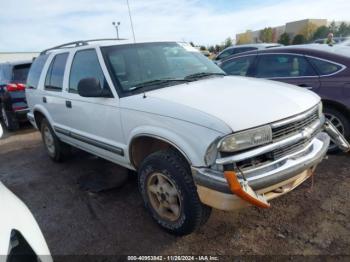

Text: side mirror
xmin=77 ymin=78 xmax=112 ymax=98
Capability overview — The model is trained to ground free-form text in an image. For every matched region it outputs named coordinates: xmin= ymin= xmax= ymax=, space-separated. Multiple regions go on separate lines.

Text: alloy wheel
xmin=147 ymin=172 xmax=182 ymax=221
xmin=325 ymin=113 xmax=345 ymax=150
xmin=43 ymin=126 xmax=56 ymax=154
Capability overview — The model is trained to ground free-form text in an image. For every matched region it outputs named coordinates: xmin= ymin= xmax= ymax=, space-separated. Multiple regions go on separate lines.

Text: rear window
xmin=12 ymin=64 xmax=31 ymax=83
xmin=308 ymin=57 xmax=343 ymax=75
xmin=27 ymin=54 xmax=49 ymax=89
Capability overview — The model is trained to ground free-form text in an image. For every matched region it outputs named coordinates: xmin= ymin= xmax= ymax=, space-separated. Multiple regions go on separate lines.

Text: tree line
xmin=193 ymin=21 xmax=350 ymax=53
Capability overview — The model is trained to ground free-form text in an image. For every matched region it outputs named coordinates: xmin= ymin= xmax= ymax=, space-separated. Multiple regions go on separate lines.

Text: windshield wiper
xmin=129 ymin=78 xmax=190 ymax=91
xmin=184 ymin=72 xmax=226 ymax=80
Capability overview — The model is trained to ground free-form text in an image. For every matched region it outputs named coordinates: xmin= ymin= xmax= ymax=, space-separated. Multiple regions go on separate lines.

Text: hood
xmin=145 ymin=76 xmax=320 ymax=132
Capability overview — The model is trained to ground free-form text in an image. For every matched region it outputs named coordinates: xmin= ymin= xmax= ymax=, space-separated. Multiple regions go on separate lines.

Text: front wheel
xmin=138 ymin=149 xmax=211 ymax=236
xmin=324 ymin=107 xmax=350 ymax=153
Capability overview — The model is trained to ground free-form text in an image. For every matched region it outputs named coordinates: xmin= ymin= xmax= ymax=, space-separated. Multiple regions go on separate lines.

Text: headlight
xmin=219 ymin=125 xmax=272 ymax=153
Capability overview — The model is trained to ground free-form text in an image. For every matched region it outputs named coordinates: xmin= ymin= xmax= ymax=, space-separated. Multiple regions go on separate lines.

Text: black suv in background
xmin=0 ymin=60 xmax=32 ymax=130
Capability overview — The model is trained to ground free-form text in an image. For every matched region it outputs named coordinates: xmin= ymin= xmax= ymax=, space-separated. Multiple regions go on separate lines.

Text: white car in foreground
xmin=0 ymin=182 xmax=51 ymax=262
xmin=25 ymin=39 xmax=349 ymax=235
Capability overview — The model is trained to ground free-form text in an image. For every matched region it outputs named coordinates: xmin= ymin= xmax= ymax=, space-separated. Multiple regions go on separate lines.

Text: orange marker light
xmin=224 ymin=171 xmax=270 ymax=208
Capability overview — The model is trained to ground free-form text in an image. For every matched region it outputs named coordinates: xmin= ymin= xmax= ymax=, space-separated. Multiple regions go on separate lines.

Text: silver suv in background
xmin=214 ymin=43 xmax=282 ymax=64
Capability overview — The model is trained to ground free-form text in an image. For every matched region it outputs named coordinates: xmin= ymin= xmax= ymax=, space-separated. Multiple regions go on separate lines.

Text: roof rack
xmin=40 ymin=38 xmax=128 ymax=55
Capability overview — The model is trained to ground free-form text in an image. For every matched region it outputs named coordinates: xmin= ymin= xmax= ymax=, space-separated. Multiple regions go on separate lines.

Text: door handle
xmin=65 ymin=100 xmax=72 ymax=108
xmin=42 ymin=97 xmax=47 ymax=103
xmin=298 ymin=84 xmax=313 ymax=90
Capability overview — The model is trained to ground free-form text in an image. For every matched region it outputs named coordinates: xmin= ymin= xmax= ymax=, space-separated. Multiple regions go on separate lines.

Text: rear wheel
xmin=1 ymin=104 xmax=19 ymax=131
xmin=40 ymin=118 xmax=70 ymax=162
xmin=324 ymin=107 xmax=350 ymax=153
xmin=138 ymin=149 xmax=211 ymax=236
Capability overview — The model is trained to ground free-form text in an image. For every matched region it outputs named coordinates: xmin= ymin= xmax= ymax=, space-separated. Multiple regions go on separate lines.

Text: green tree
xmin=292 ymin=34 xmax=306 ymax=45
xmin=224 ymin=37 xmax=233 ymax=48
xmin=199 ymin=46 xmax=206 ymax=51
xmin=328 ymin=21 xmax=338 ymax=34
xmin=208 ymin=46 xmax=215 ymax=53
xmin=215 ymin=44 xmax=221 ymax=53
xmin=189 ymin=41 xmax=195 ymax=47
xmin=337 ymin=22 xmax=350 ymax=37
xmin=259 ymin=27 xmax=273 ymax=42
xmin=312 ymin=26 xmax=329 ymax=40
xmin=278 ymin=33 xmax=290 ymax=45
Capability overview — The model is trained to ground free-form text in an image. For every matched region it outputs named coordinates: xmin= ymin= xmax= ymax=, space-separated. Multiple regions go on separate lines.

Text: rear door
xmin=254 ymin=53 xmax=321 ymax=91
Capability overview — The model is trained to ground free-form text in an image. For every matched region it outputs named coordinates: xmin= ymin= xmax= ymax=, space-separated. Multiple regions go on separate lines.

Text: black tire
xmin=138 ymin=149 xmax=212 ymax=236
xmin=1 ymin=104 xmax=19 ymax=131
xmin=324 ymin=107 xmax=350 ymax=153
xmin=40 ymin=118 xmax=70 ymax=162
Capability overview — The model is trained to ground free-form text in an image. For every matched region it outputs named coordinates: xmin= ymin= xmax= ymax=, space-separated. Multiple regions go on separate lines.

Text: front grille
xmin=236 ymin=106 xmax=321 ymax=171
xmin=272 ymin=108 xmax=319 ymax=141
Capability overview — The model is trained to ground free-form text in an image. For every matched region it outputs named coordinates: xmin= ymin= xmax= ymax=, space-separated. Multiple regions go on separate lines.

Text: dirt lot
xmin=0 ymin=124 xmax=350 ymax=256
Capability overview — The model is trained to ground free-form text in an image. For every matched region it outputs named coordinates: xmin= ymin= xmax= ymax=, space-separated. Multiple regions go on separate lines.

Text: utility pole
xmin=112 ymin=21 xmax=121 ymax=39
xmin=126 ymin=0 xmax=136 ymax=42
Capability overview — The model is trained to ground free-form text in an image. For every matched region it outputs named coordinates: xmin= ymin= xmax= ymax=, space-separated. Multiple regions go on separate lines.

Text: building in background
xmin=0 ymin=52 xmax=39 ymax=63
xmin=236 ymin=19 xmax=328 ymax=44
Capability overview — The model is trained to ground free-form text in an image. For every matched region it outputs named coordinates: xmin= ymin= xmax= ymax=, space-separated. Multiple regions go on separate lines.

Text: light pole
xmin=112 ymin=21 xmax=121 ymax=39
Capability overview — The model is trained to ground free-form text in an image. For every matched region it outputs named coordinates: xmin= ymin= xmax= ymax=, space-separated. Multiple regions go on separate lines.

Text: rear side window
xmin=233 ymin=47 xmax=257 ymax=54
xmin=308 ymin=57 xmax=343 ymax=75
xmin=69 ymin=49 xmax=108 ymax=93
xmin=27 ymin=54 xmax=49 ymax=89
xmin=45 ymin=53 xmax=68 ymax=91
xmin=221 ymin=55 xmax=256 ymax=76
xmin=216 ymin=49 xmax=233 ymax=60
xmin=256 ymin=54 xmax=317 ymax=78
xmin=12 ymin=64 xmax=31 ymax=83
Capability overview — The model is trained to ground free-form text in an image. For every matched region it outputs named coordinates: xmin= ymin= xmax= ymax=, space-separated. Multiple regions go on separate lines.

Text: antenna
xmin=126 ymin=0 xmax=136 ymax=42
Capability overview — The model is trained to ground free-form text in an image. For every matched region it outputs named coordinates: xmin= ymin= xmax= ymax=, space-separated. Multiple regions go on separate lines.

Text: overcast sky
xmin=1 ymin=0 xmax=350 ymax=51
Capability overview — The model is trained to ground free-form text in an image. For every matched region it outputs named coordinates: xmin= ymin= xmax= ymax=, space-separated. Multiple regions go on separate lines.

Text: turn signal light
xmin=224 ymin=171 xmax=270 ymax=208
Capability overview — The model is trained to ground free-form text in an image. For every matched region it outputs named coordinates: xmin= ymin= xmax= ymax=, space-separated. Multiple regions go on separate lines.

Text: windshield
xmin=102 ymin=42 xmax=225 ymax=95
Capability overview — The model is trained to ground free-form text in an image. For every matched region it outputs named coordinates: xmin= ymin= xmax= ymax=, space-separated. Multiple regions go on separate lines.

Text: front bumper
xmin=192 ymin=132 xmax=330 ymax=195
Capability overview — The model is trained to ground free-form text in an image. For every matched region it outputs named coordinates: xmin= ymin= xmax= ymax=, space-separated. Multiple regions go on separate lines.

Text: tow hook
xmin=324 ymin=120 xmax=350 ymax=152
xmin=224 ymin=171 xmax=270 ymax=208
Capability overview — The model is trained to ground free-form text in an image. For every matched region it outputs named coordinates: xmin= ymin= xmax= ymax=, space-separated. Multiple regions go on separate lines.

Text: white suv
xmin=25 ymin=39 xmax=349 ymax=235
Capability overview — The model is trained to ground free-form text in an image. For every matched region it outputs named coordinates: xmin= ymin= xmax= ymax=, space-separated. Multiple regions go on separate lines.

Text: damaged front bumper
xmin=192 ymin=121 xmax=349 ymax=211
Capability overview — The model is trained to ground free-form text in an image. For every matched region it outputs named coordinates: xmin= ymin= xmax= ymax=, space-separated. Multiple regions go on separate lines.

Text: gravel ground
xmin=0 ymin=124 xmax=349 ymax=257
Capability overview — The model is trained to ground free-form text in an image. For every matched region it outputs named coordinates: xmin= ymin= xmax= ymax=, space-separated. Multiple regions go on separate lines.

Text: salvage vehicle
xmin=0 ymin=182 xmax=52 ymax=261
xmin=25 ymin=39 xmax=349 ymax=235
xmin=219 ymin=45 xmax=350 ymax=152
xmin=0 ymin=60 xmax=32 ymax=130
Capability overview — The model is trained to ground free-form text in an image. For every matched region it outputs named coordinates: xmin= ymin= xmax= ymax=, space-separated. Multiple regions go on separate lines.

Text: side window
xmin=307 ymin=57 xmax=343 ymax=75
xmin=27 ymin=54 xmax=49 ymax=89
xmin=256 ymin=54 xmax=317 ymax=78
xmin=69 ymin=49 xmax=109 ymax=93
xmin=216 ymin=49 xmax=232 ymax=60
xmin=221 ymin=56 xmax=256 ymax=76
xmin=233 ymin=47 xmax=256 ymax=55
xmin=45 ymin=53 xmax=68 ymax=91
